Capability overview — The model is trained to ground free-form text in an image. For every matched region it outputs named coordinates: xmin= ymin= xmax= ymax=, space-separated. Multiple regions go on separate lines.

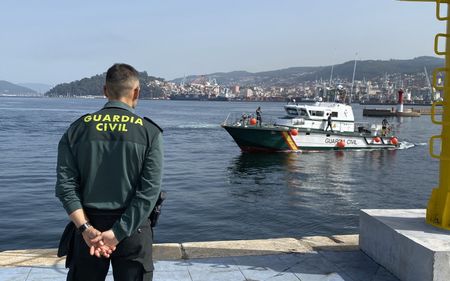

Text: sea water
xmin=0 ymin=97 xmax=439 ymax=250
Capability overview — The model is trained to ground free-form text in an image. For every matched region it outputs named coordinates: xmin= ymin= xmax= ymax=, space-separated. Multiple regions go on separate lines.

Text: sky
xmin=0 ymin=0 xmax=445 ymax=85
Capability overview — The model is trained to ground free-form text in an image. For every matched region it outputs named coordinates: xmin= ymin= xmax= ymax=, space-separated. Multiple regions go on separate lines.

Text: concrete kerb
xmin=0 ymin=234 xmax=359 ymax=267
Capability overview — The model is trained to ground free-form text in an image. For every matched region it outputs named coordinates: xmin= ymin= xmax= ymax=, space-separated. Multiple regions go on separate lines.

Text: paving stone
xmin=187 ymin=256 xmax=238 ymax=272
xmin=0 ymin=237 xmax=401 ymax=281
xmin=371 ymin=266 xmax=400 ymax=281
xmin=153 ymin=270 xmax=192 ymax=281
xmin=0 ymin=267 xmax=30 ymax=281
xmin=240 ymin=267 xmax=301 ymax=281
xmin=331 ymin=235 xmax=360 ymax=251
xmin=189 ymin=269 xmax=245 ymax=281
xmin=301 ymin=236 xmax=357 ymax=251
xmin=0 ymin=250 xmax=64 ymax=267
xmin=154 ymin=260 xmax=192 ymax=272
xmin=182 ymin=238 xmax=311 ymax=259
xmin=153 ymin=243 xmax=183 ymax=260
xmin=319 ymin=250 xmax=382 ymax=281
xmin=233 ymin=254 xmax=288 ymax=272
xmin=295 ymin=272 xmax=347 ymax=281
xmin=25 ymin=267 xmax=68 ymax=281
xmin=283 ymin=253 xmax=353 ymax=281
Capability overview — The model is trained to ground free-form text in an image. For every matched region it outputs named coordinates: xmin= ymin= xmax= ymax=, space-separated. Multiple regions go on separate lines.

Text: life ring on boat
xmin=390 ymin=137 xmax=399 ymax=145
xmin=336 ymin=140 xmax=346 ymax=148
xmin=290 ymin=129 xmax=298 ymax=136
xmin=373 ymin=137 xmax=381 ymax=143
xmin=249 ymin=118 xmax=257 ymax=125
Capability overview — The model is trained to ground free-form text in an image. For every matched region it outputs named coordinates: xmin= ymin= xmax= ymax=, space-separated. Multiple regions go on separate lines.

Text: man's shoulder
xmin=143 ymin=117 xmax=163 ymax=134
xmin=68 ymin=113 xmax=90 ymax=129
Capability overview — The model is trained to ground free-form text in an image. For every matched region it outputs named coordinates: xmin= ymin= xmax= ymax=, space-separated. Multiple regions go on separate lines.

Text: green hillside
xmin=45 ymin=72 xmax=164 ymax=98
xmin=172 ymin=56 xmax=444 ymax=86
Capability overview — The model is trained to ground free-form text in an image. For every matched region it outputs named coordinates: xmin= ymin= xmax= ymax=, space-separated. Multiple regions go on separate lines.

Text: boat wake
xmin=398 ymin=141 xmax=415 ymax=150
xmin=167 ymin=123 xmax=219 ymax=130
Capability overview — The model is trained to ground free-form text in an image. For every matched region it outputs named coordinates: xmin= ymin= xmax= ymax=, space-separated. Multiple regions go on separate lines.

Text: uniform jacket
xmin=55 ymin=100 xmax=163 ymax=241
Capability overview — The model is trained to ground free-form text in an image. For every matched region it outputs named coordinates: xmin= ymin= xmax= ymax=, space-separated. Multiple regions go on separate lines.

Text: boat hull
xmin=222 ymin=125 xmax=398 ymax=152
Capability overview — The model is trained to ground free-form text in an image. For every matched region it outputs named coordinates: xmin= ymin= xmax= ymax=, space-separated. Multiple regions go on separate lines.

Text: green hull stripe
xmin=222 ymin=125 xmax=397 ymax=151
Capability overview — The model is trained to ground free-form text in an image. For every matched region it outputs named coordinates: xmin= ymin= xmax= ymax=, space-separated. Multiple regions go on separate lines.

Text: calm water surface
xmin=0 ymin=97 xmax=440 ymax=250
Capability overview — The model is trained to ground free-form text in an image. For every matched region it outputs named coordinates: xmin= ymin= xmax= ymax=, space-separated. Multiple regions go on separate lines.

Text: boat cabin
xmin=275 ymin=102 xmax=355 ymax=132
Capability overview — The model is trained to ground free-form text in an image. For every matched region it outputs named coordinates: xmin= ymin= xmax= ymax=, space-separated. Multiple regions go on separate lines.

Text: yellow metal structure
xmin=399 ymin=0 xmax=450 ymax=229
xmin=403 ymin=0 xmax=450 ymax=229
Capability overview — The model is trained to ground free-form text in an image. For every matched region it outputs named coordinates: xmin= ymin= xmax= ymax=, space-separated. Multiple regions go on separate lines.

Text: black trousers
xmin=67 ymin=209 xmax=153 ymax=281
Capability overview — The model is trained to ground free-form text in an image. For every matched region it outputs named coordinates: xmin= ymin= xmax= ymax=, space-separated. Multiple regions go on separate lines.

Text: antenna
xmin=424 ymin=66 xmax=434 ymax=101
xmin=350 ymin=52 xmax=358 ymax=104
xmin=329 ymin=65 xmax=334 ymax=86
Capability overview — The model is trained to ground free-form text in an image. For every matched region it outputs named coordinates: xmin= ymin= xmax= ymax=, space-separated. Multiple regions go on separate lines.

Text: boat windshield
xmin=286 ymin=108 xmax=298 ymax=116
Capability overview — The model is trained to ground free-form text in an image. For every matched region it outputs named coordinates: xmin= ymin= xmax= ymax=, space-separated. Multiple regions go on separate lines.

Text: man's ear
xmin=133 ymin=86 xmax=140 ymax=101
xmin=103 ymin=85 xmax=108 ymax=98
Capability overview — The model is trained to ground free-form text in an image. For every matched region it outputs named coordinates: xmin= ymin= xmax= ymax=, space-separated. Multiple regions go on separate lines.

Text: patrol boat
xmin=221 ymin=102 xmax=400 ymax=152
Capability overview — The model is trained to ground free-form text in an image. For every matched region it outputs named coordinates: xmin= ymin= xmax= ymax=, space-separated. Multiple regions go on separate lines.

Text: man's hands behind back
xmin=87 ymin=229 xmax=119 ymax=258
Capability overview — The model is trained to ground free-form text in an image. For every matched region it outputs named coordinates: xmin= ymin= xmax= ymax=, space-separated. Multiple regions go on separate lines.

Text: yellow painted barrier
xmin=402 ymin=0 xmax=450 ymax=230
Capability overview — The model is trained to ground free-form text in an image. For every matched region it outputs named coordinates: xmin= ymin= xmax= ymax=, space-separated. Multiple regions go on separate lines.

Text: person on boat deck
xmin=382 ymin=118 xmax=389 ymax=136
xmin=241 ymin=113 xmax=248 ymax=126
xmin=256 ymin=106 xmax=262 ymax=126
xmin=325 ymin=113 xmax=334 ymax=132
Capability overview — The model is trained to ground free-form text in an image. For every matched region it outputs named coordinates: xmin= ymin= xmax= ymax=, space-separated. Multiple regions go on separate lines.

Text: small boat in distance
xmin=221 ymin=102 xmax=400 ymax=152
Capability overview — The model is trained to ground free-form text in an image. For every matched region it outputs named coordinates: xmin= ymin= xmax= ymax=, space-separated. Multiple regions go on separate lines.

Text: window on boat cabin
xmin=308 ymin=110 xmax=324 ymax=117
xmin=286 ymin=108 xmax=298 ymax=116
xmin=299 ymin=108 xmax=307 ymax=116
xmin=331 ymin=112 xmax=338 ymax=117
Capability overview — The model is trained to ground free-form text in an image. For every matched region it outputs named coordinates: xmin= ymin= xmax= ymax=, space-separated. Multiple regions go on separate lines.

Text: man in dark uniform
xmin=325 ymin=113 xmax=333 ymax=132
xmin=382 ymin=118 xmax=389 ymax=136
xmin=256 ymin=106 xmax=262 ymax=126
xmin=55 ymin=63 xmax=163 ymax=281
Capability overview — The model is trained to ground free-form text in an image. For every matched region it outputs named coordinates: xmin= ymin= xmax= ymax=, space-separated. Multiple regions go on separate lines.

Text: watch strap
xmin=78 ymin=222 xmax=92 ymax=233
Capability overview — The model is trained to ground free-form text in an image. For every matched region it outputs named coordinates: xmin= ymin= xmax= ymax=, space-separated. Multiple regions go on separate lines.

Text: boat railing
xmin=354 ymin=121 xmax=394 ymax=137
xmin=354 ymin=122 xmax=371 ymax=133
xmin=222 ymin=112 xmax=277 ymax=127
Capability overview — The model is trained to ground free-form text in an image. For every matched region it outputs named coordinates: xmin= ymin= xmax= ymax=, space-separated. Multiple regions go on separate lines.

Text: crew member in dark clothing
xmin=256 ymin=106 xmax=262 ymax=126
xmin=382 ymin=118 xmax=389 ymax=136
xmin=325 ymin=114 xmax=334 ymax=132
xmin=55 ymin=63 xmax=163 ymax=281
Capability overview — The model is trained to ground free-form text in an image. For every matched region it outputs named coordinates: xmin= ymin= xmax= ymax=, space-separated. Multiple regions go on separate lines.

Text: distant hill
xmin=0 ymin=80 xmax=37 ymax=95
xmin=18 ymin=83 xmax=52 ymax=94
xmin=172 ymin=56 xmax=444 ymax=86
xmin=45 ymin=72 xmax=165 ymax=98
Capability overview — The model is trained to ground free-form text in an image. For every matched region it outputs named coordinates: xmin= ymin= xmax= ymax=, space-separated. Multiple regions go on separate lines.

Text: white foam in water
xmin=414 ymin=142 xmax=427 ymax=146
xmin=398 ymin=141 xmax=415 ymax=150
xmin=173 ymin=123 xmax=218 ymax=129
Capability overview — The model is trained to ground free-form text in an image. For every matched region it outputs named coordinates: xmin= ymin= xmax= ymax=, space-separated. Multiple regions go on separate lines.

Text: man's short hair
xmin=105 ymin=63 xmax=140 ymax=99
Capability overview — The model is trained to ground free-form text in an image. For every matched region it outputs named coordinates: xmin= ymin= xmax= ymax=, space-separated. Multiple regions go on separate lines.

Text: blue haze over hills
xmin=172 ymin=56 xmax=444 ymax=86
xmin=0 ymin=56 xmax=444 ymax=97
xmin=18 ymin=83 xmax=53 ymax=94
xmin=0 ymin=81 xmax=36 ymax=95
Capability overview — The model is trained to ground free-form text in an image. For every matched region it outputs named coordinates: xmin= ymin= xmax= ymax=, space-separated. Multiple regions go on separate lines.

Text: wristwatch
xmin=78 ymin=222 xmax=92 ymax=233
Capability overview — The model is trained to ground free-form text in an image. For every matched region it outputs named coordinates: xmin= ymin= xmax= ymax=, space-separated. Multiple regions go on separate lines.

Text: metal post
xmin=426 ymin=0 xmax=450 ymax=230
xmin=400 ymin=0 xmax=450 ymax=229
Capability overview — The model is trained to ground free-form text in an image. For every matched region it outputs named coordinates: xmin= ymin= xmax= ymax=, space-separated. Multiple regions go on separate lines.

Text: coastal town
xmin=153 ymin=70 xmax=441 ymax=104
xmin=1 ymin=57 xmax=443 ymax=105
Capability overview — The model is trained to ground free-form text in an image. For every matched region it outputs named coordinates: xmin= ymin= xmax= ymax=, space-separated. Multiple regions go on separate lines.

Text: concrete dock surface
xmin=0 ymin=234 xmax=399 ymax=281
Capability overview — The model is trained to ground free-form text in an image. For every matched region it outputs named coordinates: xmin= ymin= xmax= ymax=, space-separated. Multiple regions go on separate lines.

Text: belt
xmin=83 ymin=207 xmax=126 ymax=216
